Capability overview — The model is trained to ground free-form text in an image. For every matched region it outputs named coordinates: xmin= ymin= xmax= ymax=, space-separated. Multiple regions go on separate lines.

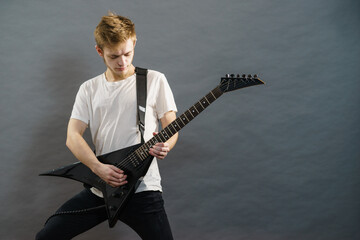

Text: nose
xmin=118 ymin=56 xmax=126 ymax=66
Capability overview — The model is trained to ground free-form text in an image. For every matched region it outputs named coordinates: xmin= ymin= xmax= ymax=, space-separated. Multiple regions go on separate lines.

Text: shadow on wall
xmin=9 ymin=53 xmax=96 ymax=238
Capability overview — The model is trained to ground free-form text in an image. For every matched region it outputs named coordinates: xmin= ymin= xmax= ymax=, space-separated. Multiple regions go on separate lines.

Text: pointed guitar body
xmin=40 ymin=143 xmax=154 ymax=228
xmin=40 ymin=73 xmax=264 ymax=227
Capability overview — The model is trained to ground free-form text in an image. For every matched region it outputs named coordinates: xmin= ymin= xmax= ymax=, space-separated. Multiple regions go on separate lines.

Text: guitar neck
xmin=134 ymin=86 xmax=223 ymax=159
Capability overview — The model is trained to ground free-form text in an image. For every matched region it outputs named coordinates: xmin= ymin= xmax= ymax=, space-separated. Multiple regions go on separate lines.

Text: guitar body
xmin=40 ymin=143 xmax=154 ymax=228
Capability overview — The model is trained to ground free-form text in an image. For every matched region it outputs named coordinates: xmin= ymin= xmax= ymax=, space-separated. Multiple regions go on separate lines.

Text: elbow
xmin=65 ymin=136 xmax=71 ymax=149
xmin=65 ymin=134 xmax=74 ymax=150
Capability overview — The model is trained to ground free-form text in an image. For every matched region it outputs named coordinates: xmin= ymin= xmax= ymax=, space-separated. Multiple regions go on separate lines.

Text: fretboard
xmin=133 ymin=86 xmax=223 ymax=161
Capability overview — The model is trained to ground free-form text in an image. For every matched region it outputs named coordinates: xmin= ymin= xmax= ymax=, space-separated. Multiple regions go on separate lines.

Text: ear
xmin=95 ymin=45 xmax=104 ymax=57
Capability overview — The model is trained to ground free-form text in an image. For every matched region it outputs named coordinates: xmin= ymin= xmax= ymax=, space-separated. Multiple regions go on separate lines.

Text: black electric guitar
xmin=40 ymin=74 xmax=264 ymax=228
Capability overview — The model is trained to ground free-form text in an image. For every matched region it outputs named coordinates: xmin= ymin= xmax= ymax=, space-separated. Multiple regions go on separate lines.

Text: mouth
xmin=115 ymin=66 xmax=127 ymax=71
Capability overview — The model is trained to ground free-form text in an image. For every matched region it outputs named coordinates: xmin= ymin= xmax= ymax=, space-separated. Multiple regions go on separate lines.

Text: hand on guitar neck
xmin=149 ymin=132 xmax=170 ymax=160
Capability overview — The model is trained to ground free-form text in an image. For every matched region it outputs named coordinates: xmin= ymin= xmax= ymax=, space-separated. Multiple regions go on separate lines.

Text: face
xmin=96 ymin=38 xmax=136 ymax=81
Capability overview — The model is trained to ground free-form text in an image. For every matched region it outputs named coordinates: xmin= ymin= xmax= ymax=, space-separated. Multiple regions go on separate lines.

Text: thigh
xmin=36 ymin=188 xmax=107 ymax=240
xmin=119 ymin=191 xmax=174 ymax=240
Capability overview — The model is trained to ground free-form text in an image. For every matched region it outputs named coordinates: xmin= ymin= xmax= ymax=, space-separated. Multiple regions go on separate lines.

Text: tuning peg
xmin=242 ymin=74 xmax=246 ymax=78
xmin=236 ymin=74 xmax=240 ymax=78
xmin=247 ymin=74 xmax=252 ymax=78
xmin=225 ymin=74 xmax=230 ymax=78
xmin=254 ymin=74 xmax=258 ymax=79
xmin=230 ymin=74 xmax=235 ymax=78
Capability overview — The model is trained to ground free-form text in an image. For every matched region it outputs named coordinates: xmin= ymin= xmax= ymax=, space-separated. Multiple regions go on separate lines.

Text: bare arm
xmin=149 ymin=111 xmax=178 ymax=159
xmin=66 ymin=118 xmax=127 ymax=187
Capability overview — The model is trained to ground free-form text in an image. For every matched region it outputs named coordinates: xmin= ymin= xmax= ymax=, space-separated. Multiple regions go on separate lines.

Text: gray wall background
xmin=0 ymin=0 xmax=359 ymax=239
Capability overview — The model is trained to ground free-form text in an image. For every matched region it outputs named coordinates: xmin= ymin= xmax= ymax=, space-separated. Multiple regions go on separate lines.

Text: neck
xmin=105 ymin=65 xmax=135 ymax=82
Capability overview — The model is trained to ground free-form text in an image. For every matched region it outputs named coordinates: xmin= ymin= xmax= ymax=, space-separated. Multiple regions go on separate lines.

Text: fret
xmin=203 ymin=96 xmax=210 ymax=105
xmin=142 ymin=144 xmax=149 ymax=153
xmin=205 ymin=93 xmax=216 ymax=103
xmin=160 ymin=129 xmax=169 ymax=141
xmin=212 ymin=87 xmax=223 ymax=98
xmin=194 ymin=102 xmax=203 ymax=112
xmin=166 ymin=126 xmax=174 ymax=135
xmin=150 ymin=138 xmax=158 ymax=146
xmin=173 ymin=120 xmax=182 ymax=131
xmin=209 ymin=91 xmax=216 ymax=101
xmin=190 ymin=105 xmax=200 ymax=115
xmin=187 ymin=109 xmax=194 ymax=118
xmin=145 ymin=141 xmax=152 ymax=150
xmin=180 ymin=114 xmax=189 ymax=124
xmin=158 ymin=133 xmax=166 ymax=142
xmin=154 ymin=134 xmax=163 ymax=143
xmin=198 ymin=100 xmax=205 ymax=109
xmin=168 ymin=122 xmax=178 ymax=135
xmin=184 ymin=111 xmax=193 ymax=121
xmin=167 ymin=124 xmax=176 ymax=135
xmin=164 ymin=127 xmax=173 ymax=138
xmin=176 ymin=117 xmax=185 ymax=128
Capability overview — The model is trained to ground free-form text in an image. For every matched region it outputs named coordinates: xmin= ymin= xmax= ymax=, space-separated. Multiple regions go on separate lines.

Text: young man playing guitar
xmin=36 ymin=12 xmax=178 ymax=240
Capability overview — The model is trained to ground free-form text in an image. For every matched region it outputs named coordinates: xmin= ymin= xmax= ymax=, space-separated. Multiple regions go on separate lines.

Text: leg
xmin=36 ymin=188 xmax=107 ymax=240
xmin=119 ymin=191 xmax=174 ymax=240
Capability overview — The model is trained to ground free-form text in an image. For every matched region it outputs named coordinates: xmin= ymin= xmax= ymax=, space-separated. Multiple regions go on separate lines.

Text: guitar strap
xmin=135 ymin=67 xmax=148 ymax=144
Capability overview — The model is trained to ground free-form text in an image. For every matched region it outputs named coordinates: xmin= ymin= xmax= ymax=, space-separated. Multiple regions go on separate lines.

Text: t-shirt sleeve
xmin=155 ymin=74 xmax=177 ymax=119
xmin=70 ymin=83 xmax=90 ymax=125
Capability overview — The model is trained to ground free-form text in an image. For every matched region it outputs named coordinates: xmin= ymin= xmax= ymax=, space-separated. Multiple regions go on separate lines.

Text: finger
xmin=109 ymin=165 xmax=124 ymax=174
xmin=109 ymin=174 xmax=126 ymax=182
xmin=149 ymin=149 xmax=156 ymax=158
xmin=152 ymin=143 xmax=169 ymax=151
xmin=156 ymin=146 xmax=170 ymax=154
xmin=149 ymin=148 xmax=167 ymax=159
xmin=154 ymin=143 xmax=169 ymax=149
xmin=108 ymin=178 xmax=128 ymax=187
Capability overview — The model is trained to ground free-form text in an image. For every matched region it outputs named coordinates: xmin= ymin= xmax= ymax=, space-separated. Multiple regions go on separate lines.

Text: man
xmin=36 ymin=12 xmax=178 ymax=240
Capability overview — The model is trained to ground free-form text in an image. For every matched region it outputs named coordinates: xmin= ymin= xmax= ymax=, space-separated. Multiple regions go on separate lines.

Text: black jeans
xmin=36 ymin=189 xmax=173 ymax=240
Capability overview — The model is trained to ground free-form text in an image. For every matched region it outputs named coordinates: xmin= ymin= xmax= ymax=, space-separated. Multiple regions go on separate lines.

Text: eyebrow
xmin=107 ymin=50 xmax=132 ymax=58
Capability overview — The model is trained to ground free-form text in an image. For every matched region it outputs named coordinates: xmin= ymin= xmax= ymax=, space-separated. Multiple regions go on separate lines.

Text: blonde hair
xmin=94 ymin=11 xmax=136 ymax=50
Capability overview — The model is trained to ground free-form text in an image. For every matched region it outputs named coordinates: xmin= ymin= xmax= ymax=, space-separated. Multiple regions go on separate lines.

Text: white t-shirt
xmin=70 ymin=69 xmax=177 ymax=197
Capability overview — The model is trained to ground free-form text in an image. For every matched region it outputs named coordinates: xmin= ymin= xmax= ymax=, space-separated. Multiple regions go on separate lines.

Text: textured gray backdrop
xmin=0 ymin=0 xmax=359 ymax=239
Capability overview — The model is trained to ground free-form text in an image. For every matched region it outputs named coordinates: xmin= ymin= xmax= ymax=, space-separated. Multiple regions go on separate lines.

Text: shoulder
xmin=146 ymin=69 xmax=165 ymax=80
xmin=78 ymin=73 xmax=104 ymax=92
xmin=145 ymin=69 xmax=170 ymax=88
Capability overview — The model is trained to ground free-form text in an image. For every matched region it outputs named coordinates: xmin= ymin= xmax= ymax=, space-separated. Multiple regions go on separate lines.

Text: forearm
xmin=66 ymin=133 xmax=101 ymax=173
xmin=160 ymin=110 xmax=178 ymax=151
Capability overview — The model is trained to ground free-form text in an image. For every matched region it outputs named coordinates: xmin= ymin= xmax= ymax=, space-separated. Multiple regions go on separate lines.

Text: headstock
xmin=219 ymin=74 xmax=264 ymax=93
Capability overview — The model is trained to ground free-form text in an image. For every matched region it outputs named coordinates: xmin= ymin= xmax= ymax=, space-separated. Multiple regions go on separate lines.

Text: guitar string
xmin=104 ymin=87 xmax=223 ymax=172
xmin=99 ymin=77 xmax=259 ymax=182
xmin=98 ymin=80 xmax=255 ymax=180
xmin=98 ymin=83 xmax=241 ymax=184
